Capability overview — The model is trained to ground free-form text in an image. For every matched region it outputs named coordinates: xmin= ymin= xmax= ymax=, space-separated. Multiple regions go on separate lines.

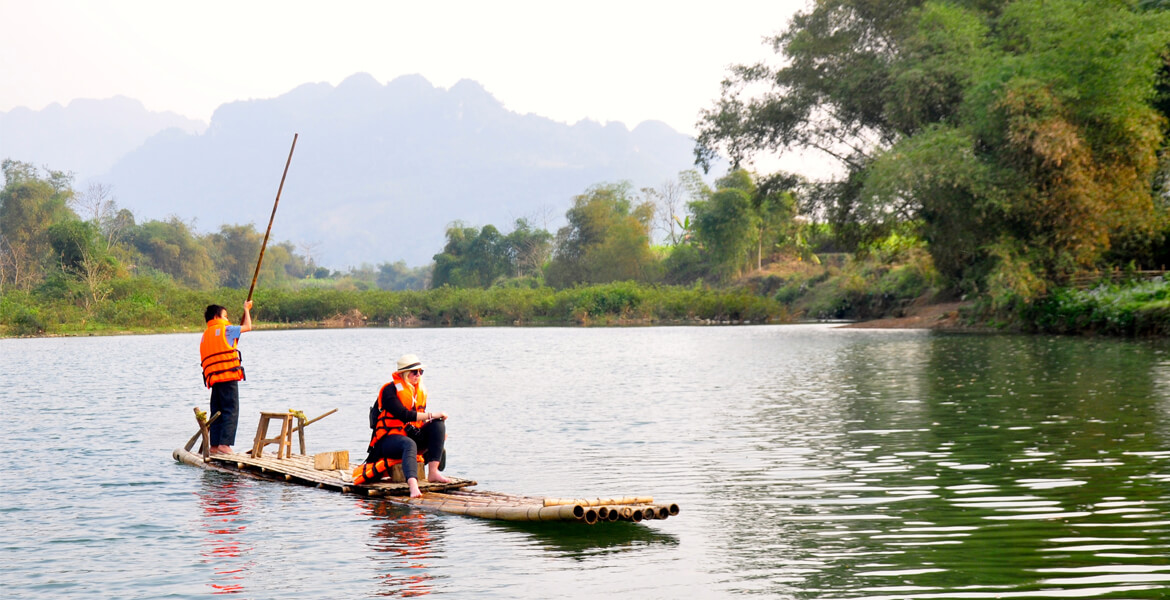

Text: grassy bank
xmin=1022 ymin=278 xmax=1170 ymax=336
xmin=17 ymin=249 xmax=1170 ymax=338
xmin=0 ymin=279 xmax=788 ymax=337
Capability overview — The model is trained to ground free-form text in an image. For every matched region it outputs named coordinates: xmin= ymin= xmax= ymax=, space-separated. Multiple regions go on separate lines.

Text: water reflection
xmin=197 ymin=473 xmax=255 ymax=595
xmin=483 ymin=520 xmax=679 ymax=558
xmin=716 ymin=332 xmax=1170 ymax=598
xmin=361 ymin=500 xmax=437 ymax=597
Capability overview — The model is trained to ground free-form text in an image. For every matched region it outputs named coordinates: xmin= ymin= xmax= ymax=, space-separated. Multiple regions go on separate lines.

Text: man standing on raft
xmin=355 ymin=354 xmax=450 ymax=497
xmin=199 ymin=301 xmax=253 ymax=455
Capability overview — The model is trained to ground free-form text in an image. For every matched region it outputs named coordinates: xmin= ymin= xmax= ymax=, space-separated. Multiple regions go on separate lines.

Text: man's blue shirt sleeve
xmin=226 ymin=325 xmax=242 ymax=346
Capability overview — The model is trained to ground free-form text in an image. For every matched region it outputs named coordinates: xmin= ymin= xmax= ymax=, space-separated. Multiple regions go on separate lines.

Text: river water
xmin=2 ymin=325 xmax=1169 ymax=599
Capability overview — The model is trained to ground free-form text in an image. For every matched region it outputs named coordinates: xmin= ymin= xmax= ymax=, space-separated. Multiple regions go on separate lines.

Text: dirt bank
xmin=840 ymin=301 xmax=972 ymax=330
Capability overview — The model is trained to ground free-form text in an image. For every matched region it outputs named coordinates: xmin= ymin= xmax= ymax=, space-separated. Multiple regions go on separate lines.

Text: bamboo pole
xmin=245 ymin=133 xmax=298 ymax=305
xmin=543 ymin=496 xmax=653 ymax=507
xmin=287 ymin=408 xmax=338 ymax=435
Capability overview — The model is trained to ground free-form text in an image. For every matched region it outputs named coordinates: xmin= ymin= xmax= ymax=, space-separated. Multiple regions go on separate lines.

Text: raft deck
xmin=173 ymin=447 xmax=679 ymax=524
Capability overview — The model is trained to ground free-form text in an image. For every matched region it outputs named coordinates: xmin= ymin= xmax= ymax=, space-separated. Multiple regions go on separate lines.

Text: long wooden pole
xmin=246 ymin=133 xmax=298 ymax=303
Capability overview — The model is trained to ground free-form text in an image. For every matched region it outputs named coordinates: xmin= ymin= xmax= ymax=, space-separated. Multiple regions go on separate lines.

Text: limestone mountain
xmin=5 ymin=73 xmax=700 ymax=267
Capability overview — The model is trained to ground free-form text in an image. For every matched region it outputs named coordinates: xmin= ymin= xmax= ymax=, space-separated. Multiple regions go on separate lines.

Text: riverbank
xmin=0 ymin=281 xmax=791 ymax=337
xmin=840 ymin=301 xmax=971 ymax=330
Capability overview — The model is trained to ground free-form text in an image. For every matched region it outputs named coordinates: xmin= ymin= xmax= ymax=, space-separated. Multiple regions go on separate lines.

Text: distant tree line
xmin=0 ymin=158 xmax=430 ymax=299
xmin=1 ymin=154 xmax=815 ymax=305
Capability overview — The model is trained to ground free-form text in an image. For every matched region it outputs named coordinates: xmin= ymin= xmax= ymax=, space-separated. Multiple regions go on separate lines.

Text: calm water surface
xmin=2 ymin=325 xmax=1169 ymax=599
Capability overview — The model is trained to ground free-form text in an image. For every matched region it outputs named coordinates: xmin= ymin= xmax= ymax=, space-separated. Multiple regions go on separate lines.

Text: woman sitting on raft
xmin=354 ymin=354 xmax=450 ymax=497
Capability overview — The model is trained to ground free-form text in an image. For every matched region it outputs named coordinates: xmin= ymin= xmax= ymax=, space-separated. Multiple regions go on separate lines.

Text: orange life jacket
xmin=369 ymin=372 xmax=427 ymax=449
xmin=200 ymin=317 xmax=244 ymax=388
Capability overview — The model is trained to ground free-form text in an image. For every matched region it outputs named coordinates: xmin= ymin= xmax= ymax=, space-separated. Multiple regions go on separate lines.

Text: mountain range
xmin=0 ymin=73 xmax=703 ymax=267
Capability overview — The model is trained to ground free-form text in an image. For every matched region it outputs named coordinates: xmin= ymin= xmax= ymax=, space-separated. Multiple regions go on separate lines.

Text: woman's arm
xmin=380 ymin=385 xmax=423 ymax=423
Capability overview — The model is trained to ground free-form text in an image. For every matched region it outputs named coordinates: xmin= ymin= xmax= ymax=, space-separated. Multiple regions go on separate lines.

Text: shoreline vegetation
xmin=10 ymin=247 xmax=1170 ymax=338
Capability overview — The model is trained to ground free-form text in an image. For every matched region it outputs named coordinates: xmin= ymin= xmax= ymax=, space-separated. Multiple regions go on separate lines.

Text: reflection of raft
xmin=173 ymin=408 xmax=680 ymax=525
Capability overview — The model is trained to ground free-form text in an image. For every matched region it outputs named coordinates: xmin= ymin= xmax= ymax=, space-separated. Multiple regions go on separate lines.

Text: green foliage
xmin=376 ymin=260 xmax=429 ymax=290
xmin=432 ymin=220 xmax=552 ymax=289
xmin=546 ymin=183 xmax=658 ymax=287
xmin=0 ymin=291 xmax=46 ymax=335
xmin=791 ymin=245 xmax=942 ymax=320
xmin=671 ymin=169 xmax=803 ymax=283
xmin=1 ymin=160 xmax=76 ymax=290
xmin=697 ymin=0 xmax=1170 ymax=308
xmin=1024 ymin=279 xmax=1170 ymax=336
xmin=130 ymin=218 xmax=217 ymax=289
xmin=690 ymin=186 xmax=756 ymax=277
xmin=432 ymin=223 xmax=512 ymax=288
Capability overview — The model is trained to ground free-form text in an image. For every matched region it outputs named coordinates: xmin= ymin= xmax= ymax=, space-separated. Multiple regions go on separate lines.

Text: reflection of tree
xmin=197 ymin=474 xmax=254 ymax=595
xmin=363 ymin=500 xmax=435 ymax=597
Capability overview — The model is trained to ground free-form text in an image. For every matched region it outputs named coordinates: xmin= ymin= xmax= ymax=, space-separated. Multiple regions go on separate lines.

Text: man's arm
xmin=240 ymin=300 xmax=253 ymax=333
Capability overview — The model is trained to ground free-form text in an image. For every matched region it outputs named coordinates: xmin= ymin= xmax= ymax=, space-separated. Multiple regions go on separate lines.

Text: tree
xmin=644 ymin=174 xmax=693 ymax=246
xmin=206 ymin=224 xmax=265 ymax=289
xmin=689 ymin=171 xmax=757 ymax=278
xmin=697 ymin=0 xmax=1170 ymax=298
xmin=130 ymin=217 xmax=216 ymax=289
xmin=503 ymin=219 xmax=553 ymax=279
xmin=431 ymin=223 xmax=512 ymax=288
xmin=72 ymin=182 xmax=130 ymax=251
xmin=0 ymin=160 xmax=76 ymax=289
xmin=546 ymin=182 xmax=657 ymax=287
xmin=47 ymin=219 xmax=118 ymax=311
xmin=377 ymin=261 xmax=430 ymax=290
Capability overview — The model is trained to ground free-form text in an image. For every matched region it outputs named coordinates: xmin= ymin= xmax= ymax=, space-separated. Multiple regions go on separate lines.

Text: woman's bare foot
xmin=427 ymin=461 xmax=451 ymax=483
xmin=408 ymin=478 xmax=422 ymax=498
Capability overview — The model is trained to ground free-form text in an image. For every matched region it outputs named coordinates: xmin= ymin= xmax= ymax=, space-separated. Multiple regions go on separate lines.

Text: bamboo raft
xmin=173 ymin=409 xmax=679 ymax=525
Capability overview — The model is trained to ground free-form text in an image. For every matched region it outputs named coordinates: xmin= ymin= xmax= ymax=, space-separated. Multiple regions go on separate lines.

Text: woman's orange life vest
xmin=369 ymin=372 xmax=427 ymax=449
xmin=200 ymin=317 xmax=244 ymax=388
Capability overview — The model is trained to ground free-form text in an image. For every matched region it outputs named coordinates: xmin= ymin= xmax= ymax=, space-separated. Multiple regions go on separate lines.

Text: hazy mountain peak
xmin=337 ymin=72 xmax=382 ymax=92
xmin=0 ymin=96 xmax=205 ymax=180
xmin=7 ymin=77 xmax=700 ymax=268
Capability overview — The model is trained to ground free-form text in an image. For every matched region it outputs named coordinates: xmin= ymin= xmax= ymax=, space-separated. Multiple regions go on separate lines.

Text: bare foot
xmin=427 ymin=462 xmax=450 ymax=483
xmin=408 ymin=478 xmax=422 ymax=498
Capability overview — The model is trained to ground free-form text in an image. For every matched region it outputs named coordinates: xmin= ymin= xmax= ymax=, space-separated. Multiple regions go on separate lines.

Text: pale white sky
xmin=0 ymin=0 xmax=809 ymax=137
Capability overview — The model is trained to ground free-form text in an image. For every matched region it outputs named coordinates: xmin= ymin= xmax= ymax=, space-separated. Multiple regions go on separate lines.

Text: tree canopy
xmin=697 ymin=0 xmax=1170 ymax=299
xmin=546 ymin=183 xmax=658 ymax=287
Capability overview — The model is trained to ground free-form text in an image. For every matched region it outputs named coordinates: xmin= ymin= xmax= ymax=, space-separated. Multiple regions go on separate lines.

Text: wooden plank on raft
xmin=173 ymin=446 xmax=677 ymax=524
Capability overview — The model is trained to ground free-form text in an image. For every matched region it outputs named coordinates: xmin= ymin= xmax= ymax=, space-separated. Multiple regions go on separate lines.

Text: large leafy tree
xmin=431 ymin=223 xmax=512 ymax=288
xmin=684 ymin=169 xmax=801 ymax=279
xmin=0 ymin=160 xmax=77 ymax=289
xmin=689 ymin=171 xmax=757 ymax=278
xmin=546 ymin=182 xmax=657 ymax=287
xmin=502 ymin=219 xmax=553 ymax=279
xmin=130 ymin=217 xmax=217 ymax=289
xmin=698 ymin=0 xmax=1170 ymax=298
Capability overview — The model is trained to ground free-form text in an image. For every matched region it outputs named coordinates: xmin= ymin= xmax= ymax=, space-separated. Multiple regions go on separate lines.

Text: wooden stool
xmin=390 ymin=455 xmax=426 ymax=483
xmin=252 ymin=411 xmax=294 ymax=459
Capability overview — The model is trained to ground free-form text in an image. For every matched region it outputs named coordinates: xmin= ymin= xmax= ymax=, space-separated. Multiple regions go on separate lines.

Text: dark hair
xmin=204 ymin=304 xmax=227 ymax=322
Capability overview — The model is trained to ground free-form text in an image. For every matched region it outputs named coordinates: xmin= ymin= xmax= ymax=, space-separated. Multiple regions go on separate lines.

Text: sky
xmin=0 ymin=0 xmax=802 ymax=133
xmin=0 ymin=0 xmax=833 ymax=175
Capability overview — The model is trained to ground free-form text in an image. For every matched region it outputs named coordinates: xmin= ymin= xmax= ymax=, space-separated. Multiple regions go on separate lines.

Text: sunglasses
xmin=406 ymin=369 xmax=424 ymax=376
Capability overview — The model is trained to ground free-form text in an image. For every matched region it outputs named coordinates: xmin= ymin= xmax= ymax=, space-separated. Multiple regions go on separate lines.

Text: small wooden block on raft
xmin=390 ymin=458 xmax=425 ymax=483
xmin=313 ymin=450 xmax=350 ymax=470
